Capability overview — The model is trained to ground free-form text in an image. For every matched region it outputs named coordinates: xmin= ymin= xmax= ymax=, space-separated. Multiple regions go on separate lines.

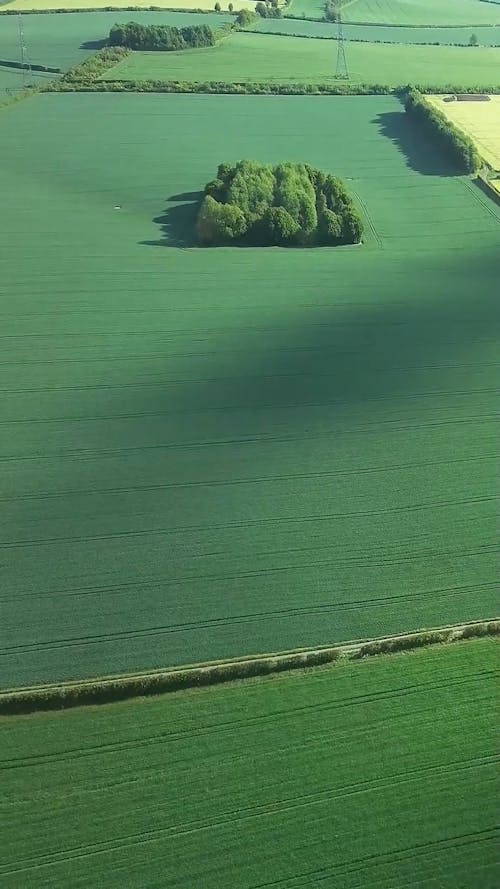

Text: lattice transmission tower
xmin=335 ymin=13 xmax=349 ymax=80
xmin=18 ymin=13 xmax=33 ymax=88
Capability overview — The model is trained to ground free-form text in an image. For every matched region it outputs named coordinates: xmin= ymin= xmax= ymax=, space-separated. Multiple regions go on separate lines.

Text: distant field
xmin=1 ymin=640 xmax=498 ymax=887
xmin=427 ymin=94 xmax=500 ymax=170
xmin=1 ymin=92 xmax=498 ymax=687
xmin=0 ymin=0 xmax=249 ymax=10
xmin=0 ymin=10 xmax=232 ymax=71
xmin=104 ymin=33 xmax=500 ymax=87
xmin=341 ymin=0 xmax=500 ymax=25
xmin=253 ymin=18 xmax=500 ymax=46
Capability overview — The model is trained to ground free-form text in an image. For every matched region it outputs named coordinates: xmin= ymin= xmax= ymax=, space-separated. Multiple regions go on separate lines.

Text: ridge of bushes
xmin=109 ymin=21 xmax=216 ymax=51
xmin=0 ymin=621 xmax=497 ymax=716
xmin=60 ymin=46 xmax=130 ymax=82
xmin=0 ymin=6 xmax=225 ymax=14
xmin=44 ymin=76 xmax=500 ymax=96
xmin=404 ymin=87 xmax=482 ymax=172
xmin=44 ymin=74 xmax=393 ymax=94
xmin=0 ymin=58 xmax=61 ymax=74
xmin=197 ymin=159 xmax=364 ymax=246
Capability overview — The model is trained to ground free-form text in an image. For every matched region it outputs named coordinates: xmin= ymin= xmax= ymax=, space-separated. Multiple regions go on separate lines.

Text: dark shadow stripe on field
xmin=374 ymin=110 xmax=462 ymax=176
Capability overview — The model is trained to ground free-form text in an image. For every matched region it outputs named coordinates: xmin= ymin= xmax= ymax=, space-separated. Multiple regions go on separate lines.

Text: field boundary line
xmin=1 ymin=619 xmax=497 ymax=716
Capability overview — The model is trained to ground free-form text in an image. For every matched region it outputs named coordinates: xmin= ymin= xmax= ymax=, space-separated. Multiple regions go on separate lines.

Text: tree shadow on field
xmin=141 ymin=191 xmax=203 ymax=247
xmin=375 ymin=110 xmax=461 ymax=176
xmin=80 ymin=39 xmax=108 ymax=50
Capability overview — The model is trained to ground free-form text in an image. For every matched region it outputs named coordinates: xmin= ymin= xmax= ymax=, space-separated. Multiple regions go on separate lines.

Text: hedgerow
xmin=61 ymin=46 xmax=130 ymax=82
xmin=0 ymin=6 xmax=221 ymax=14
xmin=45 ymin=75 xmax=393 ymax=95
xmin=0 ymin=59 xmax=61 ymax=74
xmin=404 ymin=87 xmax=482 ymax=172
xmin=0 ymin=622 xmax=496 ymax=715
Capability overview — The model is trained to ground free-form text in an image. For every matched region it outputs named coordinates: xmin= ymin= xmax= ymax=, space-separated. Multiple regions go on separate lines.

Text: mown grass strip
xmin=1 ymin=620 xmax=497 ymax=715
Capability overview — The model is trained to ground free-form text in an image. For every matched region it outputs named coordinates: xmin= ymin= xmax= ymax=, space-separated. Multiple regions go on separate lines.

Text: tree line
xmin=404 ymin=89 xmax=481 ymax=173
xmin=197 ymin=160 xmax=363 ymax=247
xmin=109 ymin=22 xmax=216 ymax=51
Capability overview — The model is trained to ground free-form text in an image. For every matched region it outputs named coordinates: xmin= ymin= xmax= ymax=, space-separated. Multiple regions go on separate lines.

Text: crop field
xmin=1 ymin=92 xmax=499 ymax=688
xmin=252 ymin=18 xmax=500 ymax=46
xmin=341 ymin=0 xmax=500 ymax=25
xmin=103 ymin=33 xmax=500 ymax=87
xmin=0 ymin=10 xmax=232 ymax=72
xmin=427 ymin=94 xmax=500 ymax=170
xmin=0 ymin=0 xmax=249 ymax=10
xmin=1 ymin=639 xmax=498 ymax=887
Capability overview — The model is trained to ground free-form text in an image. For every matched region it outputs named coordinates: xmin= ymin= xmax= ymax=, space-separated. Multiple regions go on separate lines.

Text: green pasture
xmin=0 ymin=64 xmax=45 ymax=97
xmin=253 ymin=17 xmax=500 ymax=45
xmin=104 ymin=33 xmax=500 ymax=87
xmin=0 ymin=10 xmax=232 ymax=71
xmin=0 ymin=92 xmax=498 ymax=687
xmin=288 ymin=0 xmax=500 ymax=23
xmin=341 ymin=0 xmax=500 ymax=25
xmin=1 ymin=639 xmax=498 ymax=887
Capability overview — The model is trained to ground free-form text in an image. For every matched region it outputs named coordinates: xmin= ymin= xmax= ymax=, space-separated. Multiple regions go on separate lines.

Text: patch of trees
xmin=109 ymin=22 xmax=216 ymax=51
xmin=196 ymin=160 xmax=363 ymax=246
xmin=255 ymin=1 xmax=282 ymax=18
xmin=324 ymin=0 xmax=349 ymax=22
xmin=235 ymin=9 xmax=257 ymax=27
xmin=404 ymin=88 xmax=481 ymax=173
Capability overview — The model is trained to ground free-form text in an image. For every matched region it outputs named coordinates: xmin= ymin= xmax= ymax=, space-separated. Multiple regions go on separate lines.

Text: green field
xmin=342 ymin=0 xmax=500 ymax=25
xmin=288 ymin=0 xmax=500 ymax=23
xmin=104 ymin=33 xmax=500 ymax=87
xmin=253 ymin=17 xmax=500 ymax=46
xmin=0 ymin=10 xmax=232 ymax=72
xmin=0 ymin=0 xmax=250 ymax=9
xmin=1 ymin=92 xmax=498 ymax=688
xmin=1 ymin=639 xmax=498 ymax=887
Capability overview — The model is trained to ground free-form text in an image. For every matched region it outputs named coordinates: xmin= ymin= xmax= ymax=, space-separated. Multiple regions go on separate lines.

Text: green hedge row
xmin=0 ymin=648 xmax=341 ymax=715
xmin=0 ymin=621 xmax=497 ymax=715
xmin=46 ymin=77 xmax=393 ymax=95
xmin=0 ymin=58 xmax=61 ymax=74
xmin=404 ymin=87 xmax=482 ymax=172
xmin=355 ymin=621 xmax=499 ymax=659
xmin=247 ymin=30 xmax=500 ymax=47
xmin=61 ymin=46 xmax=130 ymax=82
xmin=0 ymin=6 xmax=222 ymax=14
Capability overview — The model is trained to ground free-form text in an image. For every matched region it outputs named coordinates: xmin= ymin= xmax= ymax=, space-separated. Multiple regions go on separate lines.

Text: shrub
xmin=263 ymin=205 xmax=301 ymax=244
xmin=197 ymin=195 xmax=248 ymax=244
xmin=204 ymin=177 xmax=226 ymax=200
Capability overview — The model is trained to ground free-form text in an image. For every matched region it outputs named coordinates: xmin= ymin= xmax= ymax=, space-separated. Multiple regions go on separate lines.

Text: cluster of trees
xmin=197 ymin=160 xmax=363 ymax=247
xmin=108 ymin=22 xmax=216 ymax=51
xmin=404 ymin=88 xmax=481 ymax=173
xmin=234 ymin=9 xmax=257 ymax=27
xmin=255 ymin=1 xmax=282 ymax=18
xmin=324 ymin=0 xmax=348 ymax=22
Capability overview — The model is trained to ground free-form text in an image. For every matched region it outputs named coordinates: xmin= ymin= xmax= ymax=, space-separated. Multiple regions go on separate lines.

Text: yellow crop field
xmin=428 ymin=94 xmax=500 ymax=171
